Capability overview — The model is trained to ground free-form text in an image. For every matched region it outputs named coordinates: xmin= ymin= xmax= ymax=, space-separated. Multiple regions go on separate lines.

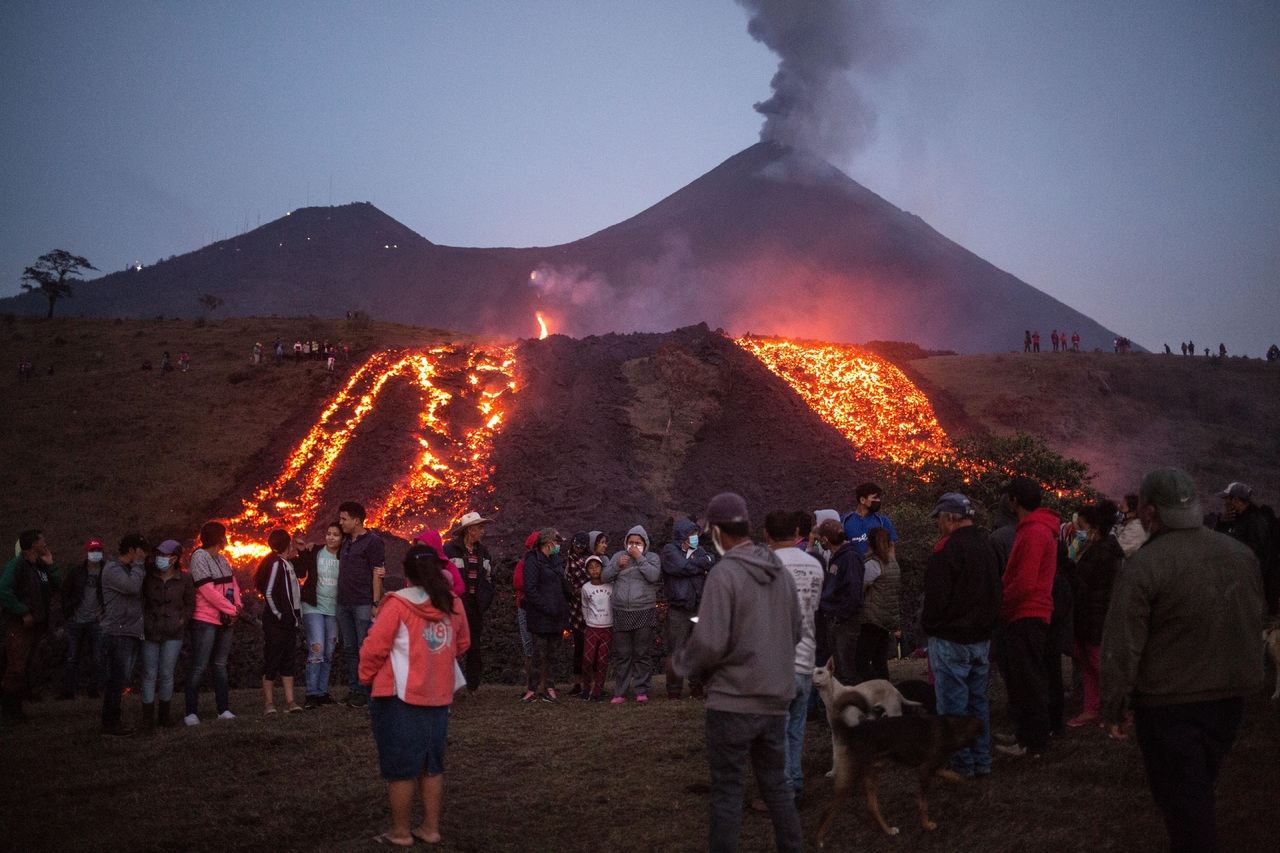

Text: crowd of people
xmin=2 ymin=473 xmax=1275 ymax=850
xmin=252 ymin=338 xmax=350 ymax=369
xmin=1023 ymin=329 xmax=1083 ymax=352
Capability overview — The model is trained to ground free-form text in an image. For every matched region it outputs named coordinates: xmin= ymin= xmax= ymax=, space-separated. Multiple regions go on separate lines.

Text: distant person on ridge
xmin=661 ymin=518 xmax=715 ymax=700
xmin=1033 ymin=331 xmax=1040 ymax=352
xmin=0 ymin=530 xmax=62 ymax=722
xmin=336 ymin=501 xmax=386 ymax=708
xmin=1219 ymin=343 xmax=1226 ymax=358
xmin=1212 ymin=482 xmax=1277 ymax=614
xmin=1051 ymin=330 xmax=1060 ymax=353
xmin=1071 ymin=331 xmax=1080 ymax=351
xmin=672 ymin=493 xmax=803 ymax=853
xmin=841 ymin=482 xmax=899 ymax=555
xmin=443 ymin=511 xmax=495 ymax=694
xmin=1024 ymin=330 xmax=1032 ymax=353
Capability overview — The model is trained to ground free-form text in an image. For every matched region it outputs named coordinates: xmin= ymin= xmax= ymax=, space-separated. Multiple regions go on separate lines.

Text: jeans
xmin=186 ymin=620 xmax=235 ymax=716
xmin=784 ymin=672 xmax=813 ymax=792
xmin=62 ymin=619 xmax=106 ymax=695
xmin=927 ymin=636 xmax=992 ymax=773
xmin=141 ymin=638 xmax=183 ymax=703
xmin=102 ymin=634 xmax=140 ymax=727
xmin=303 ymin=612 xmax=339 ymax=697
xmin=336 ymin=604 xmax=372 ymax=697
xmin=1134 ymin=698 xmax=1244 ymax=853
xmin=460 ymin=596 xmax=484 ymax=690
xmin=664 ymin=606 xmax=702 ymax=694
xmin=705 ymin=709 xmax=804 ymax=853
xmin=1002 ymin=617 xmax=1050 ymax=751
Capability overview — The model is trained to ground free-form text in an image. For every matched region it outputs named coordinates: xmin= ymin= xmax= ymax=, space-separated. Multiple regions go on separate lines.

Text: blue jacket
xmin=522 ymin=548 xmax=569 ymax=634
xmin=661 ymin=519 xmax=715 ymax=610
xmin=819 ymin=542 xmax=866 ymax=621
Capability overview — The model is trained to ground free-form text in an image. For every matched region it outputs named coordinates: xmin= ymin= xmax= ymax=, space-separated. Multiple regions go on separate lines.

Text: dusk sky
xmin=2 ymin=1 xmax=1277 ymax=354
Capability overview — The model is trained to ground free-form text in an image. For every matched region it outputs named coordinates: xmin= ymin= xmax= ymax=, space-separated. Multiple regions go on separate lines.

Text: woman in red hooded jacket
xmin=359 ymin=535 xmax=470 ymax=847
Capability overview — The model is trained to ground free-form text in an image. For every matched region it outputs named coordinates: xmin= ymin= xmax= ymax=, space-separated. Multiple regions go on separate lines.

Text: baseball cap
xmin=1215 ymin=482 xmax=1252 ymax=501
xmin=1140 ymin=467 xmax=1202 ymax=530
xmin=705 ymin=492 xmax=749 ymax=526
xmin=156 ymin=539 xmax=183 ymax=555
xmin=85 ymin=538 xmax=103 ymax=551
xmin=930 ymin=493 xmax=975 ymax=519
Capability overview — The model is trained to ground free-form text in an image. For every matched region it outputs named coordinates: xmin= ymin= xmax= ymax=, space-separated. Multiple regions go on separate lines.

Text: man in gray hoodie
xmin=673 ymin=493 xmax=803 ymax=853
xmin=101 ymin=533 xmax=148 ymax=736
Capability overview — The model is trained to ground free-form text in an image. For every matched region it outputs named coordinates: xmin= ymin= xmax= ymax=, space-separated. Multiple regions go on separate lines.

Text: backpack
xmin=513 ymin=554 xmax=527 ymax=608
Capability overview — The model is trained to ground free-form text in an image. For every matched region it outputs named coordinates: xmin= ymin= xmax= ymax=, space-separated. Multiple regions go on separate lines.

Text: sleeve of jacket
xmin=661 ymin=544 xmax=701 ymax=578
xmin=452 ymin=596 xmax=471 ymax=658
xmin=672 ymin=569 xmax=732 ymax=680
xmin=1001 ymin=530 xmax=1051 ymax=621
xmin=104 ymin=561 xmax=145 ymax=596
xmin=192 ymin=550 xmax=238 ymax=616
xmin=601 ymin=554 xmax=624 ymax=583
xmin=0 ymin=557 xmax=24 ymax=615
xmin=919 ymin=548 xmax=952 ymax=636
xmin=523 ymin=556 xmax=551 ymax=615
xmin=1099 ymin=556 xmax=1153 ymax=722
xmin=358 ymin=596 xmax=400 ymax=685
xmin=636 ymin=552 xmax=661 ymax=584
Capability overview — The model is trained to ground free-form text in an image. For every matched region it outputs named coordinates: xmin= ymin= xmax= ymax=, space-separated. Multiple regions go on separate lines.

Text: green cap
xmin=1140 ymin=467 xmax=1202 ymax=530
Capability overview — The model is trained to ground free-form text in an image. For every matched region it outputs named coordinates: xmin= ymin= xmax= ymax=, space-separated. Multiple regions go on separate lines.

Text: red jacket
xmin=1001 ymin=508 xmax=1059 ymax=625
xmin=358 ymin=588 xmax=470 ymax=706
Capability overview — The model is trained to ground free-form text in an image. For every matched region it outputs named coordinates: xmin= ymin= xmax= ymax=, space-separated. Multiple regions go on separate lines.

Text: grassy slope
xmin=0 ymin=316 xmax=477 ymax=553
xmin=2 ymin=660 xmax=1277 ymax=851
xmin=909 ymin=351 xmax=1280 ymax=504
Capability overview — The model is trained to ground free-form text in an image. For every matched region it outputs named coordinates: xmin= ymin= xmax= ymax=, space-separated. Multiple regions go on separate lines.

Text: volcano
xmin=1 ymin=143 xmax=1125 ymax=353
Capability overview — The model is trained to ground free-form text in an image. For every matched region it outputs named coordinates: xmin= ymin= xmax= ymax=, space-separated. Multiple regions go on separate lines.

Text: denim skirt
xmin=368 ymin=695 xmax=450 ymax=780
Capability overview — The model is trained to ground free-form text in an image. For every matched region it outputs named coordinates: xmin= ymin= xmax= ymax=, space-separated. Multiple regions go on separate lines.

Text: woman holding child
xmin=360 ymin=533 xmax=470 ymax=847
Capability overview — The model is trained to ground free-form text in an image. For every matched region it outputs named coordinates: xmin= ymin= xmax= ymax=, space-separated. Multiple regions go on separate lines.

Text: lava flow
xmin=736 ymin=336 xmax=952 ymax=467
xmin=222 ymin=343 xmax=516 ymax=562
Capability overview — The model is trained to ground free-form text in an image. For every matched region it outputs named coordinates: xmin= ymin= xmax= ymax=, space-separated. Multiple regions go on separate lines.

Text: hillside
xmin=0 ymin=144 xmax=1126 ymax=353
xmin=906 ymin=350 xmax=1280 ymax=505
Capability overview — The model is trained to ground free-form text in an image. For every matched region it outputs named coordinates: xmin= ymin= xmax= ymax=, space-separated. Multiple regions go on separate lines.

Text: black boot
xmin=142 ymin=701 xmax=155 ymax=735
xmin=157 ymin=700 xmax=172 ymax=727
xmin=2 ymin=689 xmax=29 ymax=722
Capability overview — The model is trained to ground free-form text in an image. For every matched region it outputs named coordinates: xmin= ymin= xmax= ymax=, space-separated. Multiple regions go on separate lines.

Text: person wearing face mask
xmin=57 ymin=538 xmax=108 ymax=700
xmin=661 ymin=518 xmax=715 ymax=700
xmin=140 ymin=539 xmax=194 ymax=731
xmin=602 ymin=526 xmax=661 ymax=703
xmin=100 ymin=533 xmax=148 ymax=736
xmin=1113 ymin=493 xmax=1149 ymax=557
xmin=840 ymin=483 xmax=898 ymax=557
xmin=1067 ymin=501 xmax=1123 ymax=730
xmin=521 ymin=528 xmax=570 ymax=702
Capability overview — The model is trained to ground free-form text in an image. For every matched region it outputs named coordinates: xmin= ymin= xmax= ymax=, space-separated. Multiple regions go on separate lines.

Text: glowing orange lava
xmin=536 ymin=313 xmax=549 ymax=340
xmin=736 ymin=336 xmax=952 ymax=468
xmin=221 ymin=344 xmax=516 ymax=563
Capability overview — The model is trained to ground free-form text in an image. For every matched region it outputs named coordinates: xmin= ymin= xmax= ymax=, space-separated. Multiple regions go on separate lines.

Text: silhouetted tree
xmin=197 ymin=293 xmax=224 ymax=314
xmin=21 ymin=250 xmax=96 ymax=318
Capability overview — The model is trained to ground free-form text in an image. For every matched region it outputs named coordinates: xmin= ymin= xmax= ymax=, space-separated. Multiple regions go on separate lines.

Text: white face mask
xmin=87 ymin=551 xmax=103 ymax=563
xmin=155 ymin=556 xmax=172 ymax=570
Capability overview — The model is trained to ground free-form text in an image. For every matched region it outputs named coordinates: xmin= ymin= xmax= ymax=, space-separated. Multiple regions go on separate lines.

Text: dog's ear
xmin=825 ymin=657 xmax=835 ymax=674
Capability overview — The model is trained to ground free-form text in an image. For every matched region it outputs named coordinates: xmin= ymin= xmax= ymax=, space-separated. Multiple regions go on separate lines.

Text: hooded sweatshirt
xmin=1002 ymin=507 xmax=1060 ymax=625
xmin=672 ymin=542 xmax=800 ymax=715
xmin=661 ymin=518 xmax=715 ymax=610
xmin=601 ymin=525 xmax=661 ymax=611
xmin=101 ymin=556 xmax=145 ymax=638
xmin=358 ymin=586 xmax=471 ymax=707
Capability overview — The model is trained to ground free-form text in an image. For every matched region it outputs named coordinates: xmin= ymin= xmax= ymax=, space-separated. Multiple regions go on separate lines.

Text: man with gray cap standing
xmin=1213 ymin=481 xmax=1277 ymax=614
xmin=1101 ymin=467 xmax=1265 ymax=853
xmin=921 ymin=493 xmax=1003 ymax=777
xmin=673 ymin=493 xmax=803 ymax=853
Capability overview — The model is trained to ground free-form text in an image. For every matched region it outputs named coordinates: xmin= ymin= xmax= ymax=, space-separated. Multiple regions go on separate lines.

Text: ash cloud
xmin=737 ymin=0 xmax=906 ymax=162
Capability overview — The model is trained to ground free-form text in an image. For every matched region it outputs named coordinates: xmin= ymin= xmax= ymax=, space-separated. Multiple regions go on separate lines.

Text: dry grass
xmin=3 ymin=658 xmax=1277 ymax=852
xmin=0 ymin=315 xmax=476 ymax=550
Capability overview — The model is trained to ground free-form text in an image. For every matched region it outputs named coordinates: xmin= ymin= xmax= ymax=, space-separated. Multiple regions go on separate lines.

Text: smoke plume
xmin=737 ymin=0 xmax=902 ymax=162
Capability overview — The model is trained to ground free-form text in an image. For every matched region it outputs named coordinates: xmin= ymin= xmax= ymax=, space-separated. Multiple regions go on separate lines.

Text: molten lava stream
xmin=735 ymin=336 xmax=952 ymax=468
xmin=221 ymin=344 xmax=517 ymax=563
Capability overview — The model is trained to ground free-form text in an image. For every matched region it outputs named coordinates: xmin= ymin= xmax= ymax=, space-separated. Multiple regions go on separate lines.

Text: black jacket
xmin=819 ymin=542 xmax=866 ymax=621
xmin=1071 ymin=536 xmax=1123 ymax=645
xmin=522 ymin=549 xmax=568 ymax=635
xmin=921 ymin=525 xmax=1002 ymax=644
xmin=60 ymin=560 xmax=100 ymax=619
xmin=443 ymin=539 xmax=495 ymax=612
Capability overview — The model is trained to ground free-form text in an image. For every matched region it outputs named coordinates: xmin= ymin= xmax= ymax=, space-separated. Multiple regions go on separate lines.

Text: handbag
xmin=453 ymin=659 xmax=467 ymax=693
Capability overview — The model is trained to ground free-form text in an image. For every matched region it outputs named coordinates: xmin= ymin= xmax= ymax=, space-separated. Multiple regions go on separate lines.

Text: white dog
xmin=812 ymin=658 xmax=921 ymax=776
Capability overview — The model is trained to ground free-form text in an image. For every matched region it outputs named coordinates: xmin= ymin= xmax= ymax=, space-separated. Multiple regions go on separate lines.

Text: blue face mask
xmin=687 ymin=535 xmax=699 ymax=549
xmin=1075 ymin=530 xmax=1089 ymax=543
xmin=155 ymin=556 xmax=172 ymax=570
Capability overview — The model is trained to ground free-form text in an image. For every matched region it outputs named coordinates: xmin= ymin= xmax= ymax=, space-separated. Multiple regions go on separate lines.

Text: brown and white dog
xmin=1265 ymin=625 xmax=1280 ymax=700
xmin=817 ymin=709 xmax=984 ymax=844
xmin=812 ymin=658 xmax=923 ymax=776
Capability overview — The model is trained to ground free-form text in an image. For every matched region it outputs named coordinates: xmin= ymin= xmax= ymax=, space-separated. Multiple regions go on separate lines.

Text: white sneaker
xmin=183 ymin=713 xmax=200 ymax=726
xmin=217 ymin=710 xmax=236 ymax=720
